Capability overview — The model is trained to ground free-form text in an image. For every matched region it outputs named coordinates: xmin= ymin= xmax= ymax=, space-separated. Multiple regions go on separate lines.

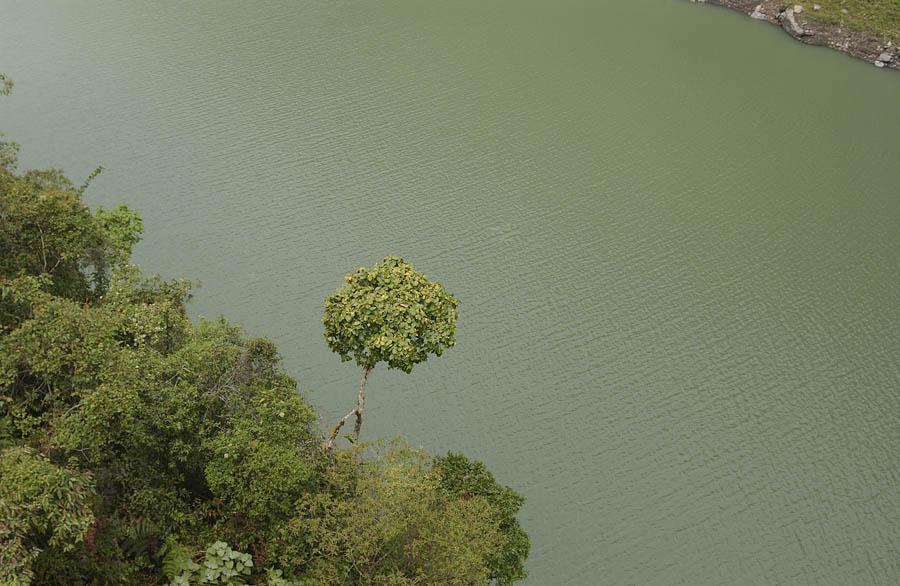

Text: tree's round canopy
xmin=323 ymin=256 xmax=459 ymax=373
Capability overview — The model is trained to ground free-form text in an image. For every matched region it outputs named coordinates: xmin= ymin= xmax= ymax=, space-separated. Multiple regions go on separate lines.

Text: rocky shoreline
xmin=692 ymin=0 xmax=898 ymax=71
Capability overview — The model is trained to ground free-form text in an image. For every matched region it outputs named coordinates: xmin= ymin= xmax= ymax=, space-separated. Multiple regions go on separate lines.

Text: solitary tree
xmin=323 ymin=256 xmax=459 ymax=448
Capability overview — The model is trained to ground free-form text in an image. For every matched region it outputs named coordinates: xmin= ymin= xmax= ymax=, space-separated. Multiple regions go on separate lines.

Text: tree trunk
xmin=352 ymin=367 xmax=371 ymax=441
xmin=326 ymin=366 xmax=372 ymax=450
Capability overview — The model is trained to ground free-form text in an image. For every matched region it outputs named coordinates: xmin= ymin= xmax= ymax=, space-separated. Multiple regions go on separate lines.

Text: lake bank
xmin=694 ymin=0 xmax=899 ymax=70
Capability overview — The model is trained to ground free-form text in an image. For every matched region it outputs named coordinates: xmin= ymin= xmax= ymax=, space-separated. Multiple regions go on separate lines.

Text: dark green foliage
xmin=161 ymin=538 xmax=200 ymax=583
xmin=0 ymin=447 xmax=95 ymax=585
xmin=0 ymin=137 xmax=20 ymax=173
xmin=434 ymin=453 xmax=531 ymax=585
xmin=0 ymin=264 xmax=326 ymax=582
xmin=271 ymin=442 xmax=509 ymax=585
xmin=0 ymin=146 xmax=142 ymax=305
xmin=0 ymin=178 xmax=105 ymax=301
xmin=204 ymin=384 xmax=321 ymax=524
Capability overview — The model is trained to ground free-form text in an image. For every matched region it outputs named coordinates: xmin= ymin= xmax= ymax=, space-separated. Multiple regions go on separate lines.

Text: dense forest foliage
xmin=0 ymin=81 xmax=528 ymax=585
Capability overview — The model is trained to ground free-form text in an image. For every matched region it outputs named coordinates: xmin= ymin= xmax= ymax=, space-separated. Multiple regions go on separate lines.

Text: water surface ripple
xmin=2 ymin=1 xmax=899 ymax=583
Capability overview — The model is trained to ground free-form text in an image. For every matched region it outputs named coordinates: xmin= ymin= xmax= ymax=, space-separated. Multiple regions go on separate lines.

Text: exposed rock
xmin=794 ymin=5 xmax=803 ymax=13
xmin=779 ymin=7 xmax=809 ymax=37
xmin=692 ymin=0 xmax=899 ymax=72
xmin=877 ymin=52 xmax=893 ymax=62
xmin=750 ymin=5 xmax=767 ymax=20
xmin=875 ymin=60 xmax=885 ymax=68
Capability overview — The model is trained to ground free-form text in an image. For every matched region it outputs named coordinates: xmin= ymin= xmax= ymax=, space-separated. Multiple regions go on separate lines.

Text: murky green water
xmin=3 ymin=1 xmax=899 ymax=583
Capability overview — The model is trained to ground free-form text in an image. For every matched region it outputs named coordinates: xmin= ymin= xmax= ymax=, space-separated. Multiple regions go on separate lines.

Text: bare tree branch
xmin=326 ymin=367 xmax=372 ymax=451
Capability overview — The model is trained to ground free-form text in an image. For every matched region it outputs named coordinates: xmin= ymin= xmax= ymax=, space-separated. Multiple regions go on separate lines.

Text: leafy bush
xmin=272 ymin=442 xmax=508 ymax=585
xmin=0 ymin=447 xmax=95 ymax=585
xmin=434 ymin=453 xmax=530 ymax=584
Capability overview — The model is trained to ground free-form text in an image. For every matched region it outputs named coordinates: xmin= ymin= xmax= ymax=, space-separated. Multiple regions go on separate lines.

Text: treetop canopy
xmin=323 ymin=256 xmax=459 ymax=373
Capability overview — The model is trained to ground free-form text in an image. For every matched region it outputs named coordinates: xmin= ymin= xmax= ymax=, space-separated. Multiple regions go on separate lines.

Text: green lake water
xmin=2 ymin=1 xmax=899 ymax=583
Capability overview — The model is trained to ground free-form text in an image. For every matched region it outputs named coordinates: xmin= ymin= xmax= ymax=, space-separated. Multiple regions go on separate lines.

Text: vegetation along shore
xmin=0 ymin=76 xmax=529 ymax=586
xmin=691 ymin=0 xmax=900 ymax=69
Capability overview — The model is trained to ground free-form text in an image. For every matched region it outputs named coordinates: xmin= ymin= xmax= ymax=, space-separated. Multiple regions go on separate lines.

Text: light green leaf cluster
xmin=323 ymin=256 xmax=459 ymax=373
xmin=164 ymin=540 xmax=254 ymax=585
xmin=199 ymin=541 xmax=253 ymax=584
